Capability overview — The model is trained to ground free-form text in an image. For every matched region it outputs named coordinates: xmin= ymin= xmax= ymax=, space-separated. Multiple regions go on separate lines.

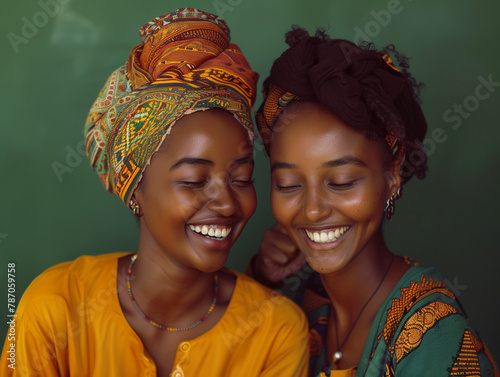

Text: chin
xmin=194 ymin=251 xmax=230 ymax=273
xmin=304 ymin=252 xmax=348 ymax=274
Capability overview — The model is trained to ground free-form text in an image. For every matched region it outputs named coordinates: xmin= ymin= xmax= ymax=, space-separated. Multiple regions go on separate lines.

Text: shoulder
xmin=381 ymin=265 xmax=498 ymax=376
xmin=19 ymin=252 xmax=129 ymax=311
xmin=220 ymin=269 xmax=309 ymax=366
xmin=225 ymin=268 xmax=308 ymax=327
xmin=389 ymin=264 xmax=462 ymax=311
xmin=382 ymin=265 xmax=466 ymax=341
xmin=404 ymin=265 xmax=468 ymax=314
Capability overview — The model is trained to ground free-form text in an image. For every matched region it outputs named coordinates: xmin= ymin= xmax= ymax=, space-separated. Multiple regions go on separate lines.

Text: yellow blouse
xmin=319 ymin=367 xmax=356 ymax=377
xmin=1 ymin=252 xmax=309 ymax=376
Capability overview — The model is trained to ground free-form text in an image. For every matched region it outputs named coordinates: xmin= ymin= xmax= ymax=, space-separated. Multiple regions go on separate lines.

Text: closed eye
xmin=180 ymin=181 xmax=206 ymax=188
xmin=328 ymin=181 xmax=357 ymax=189
xmin=233 ymin=178 xmax=256 ymax=187
xmin=275 ymin=184 xmax=301 ymax=192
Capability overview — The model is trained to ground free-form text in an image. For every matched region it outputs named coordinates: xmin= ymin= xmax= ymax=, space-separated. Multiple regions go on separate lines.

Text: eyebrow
xmin=170 ymin=156 xmax=254 ymax=171
xmin=170 ymin=158 xmax=214 ymax=171
xmin=322 ymin=156 xmax=367 ymax=168
xmin=232 ymin=156 xmax=254 ymax=167
xmin=271 ymin=156 xmax=366 ymax=172
xmin=270 ymin=162 xmax=296 ymax=172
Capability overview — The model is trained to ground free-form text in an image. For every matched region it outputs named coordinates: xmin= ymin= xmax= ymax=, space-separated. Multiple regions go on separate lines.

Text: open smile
xmin=188 ymin=224 xmax=232 ymax=240
xmin=304 ymin=226 xmax=350 ymax=244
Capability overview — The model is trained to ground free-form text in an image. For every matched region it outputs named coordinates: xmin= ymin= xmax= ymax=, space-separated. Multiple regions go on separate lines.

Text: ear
xmin=386 ymin=155 xmax=403 ymax=198
xmin=131 ymin=187 xmax=143 ymax=206
xmin=130 ymin=180 xmax=146 ymax=208
xmin=129 ymin=189 xmax=145 ymax=219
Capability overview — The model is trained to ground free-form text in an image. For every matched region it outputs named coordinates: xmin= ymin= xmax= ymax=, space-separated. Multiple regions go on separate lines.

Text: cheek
xmin=340 ymin=188 xmax=386 ymax=222
xmin=270 ymin=193 xmax=298 ymax=227
xmin=240 ymin=188 xmax=257 ymax=219
xmin=156 ymin=189 xmax=206 ymax=222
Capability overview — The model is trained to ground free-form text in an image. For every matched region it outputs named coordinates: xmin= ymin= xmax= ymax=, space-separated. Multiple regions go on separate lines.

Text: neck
xmin=129 ymin=248 xmax=216 ymax=326
xmin=320 ymin=230 xmax=393 ymax=317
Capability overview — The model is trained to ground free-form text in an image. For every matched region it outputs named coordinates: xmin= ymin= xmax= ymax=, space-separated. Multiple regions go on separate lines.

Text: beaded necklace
xmin=126 ymin=254 xmax=218 ymax=331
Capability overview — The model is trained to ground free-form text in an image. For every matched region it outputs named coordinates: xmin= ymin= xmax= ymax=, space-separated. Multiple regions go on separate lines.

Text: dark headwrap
xmin=85 ymin=8 xmax=259 ymax=205
xmin=256 ymin=29 xmax=428 ymax=180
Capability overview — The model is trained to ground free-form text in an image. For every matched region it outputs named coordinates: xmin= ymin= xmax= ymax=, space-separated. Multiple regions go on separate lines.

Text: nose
xmin=206 ymin=177 xmax=238 ymax=217
xmin=302 ymin=185 xmax=332 ymax=222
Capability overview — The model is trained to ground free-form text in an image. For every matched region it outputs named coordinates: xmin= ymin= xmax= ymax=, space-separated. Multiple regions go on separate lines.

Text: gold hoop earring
xmin=385 ymin=187 xmax=402 ymax=222
xmin=129 ymin=200 xmax=142 ymax=218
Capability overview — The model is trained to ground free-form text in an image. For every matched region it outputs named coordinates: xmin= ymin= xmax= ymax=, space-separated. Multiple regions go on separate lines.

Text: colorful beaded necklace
xmin=126 ymin=254 xmax=219 ymax=331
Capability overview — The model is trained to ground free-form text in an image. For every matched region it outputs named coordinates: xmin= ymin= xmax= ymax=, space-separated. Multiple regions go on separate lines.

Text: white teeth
xmin=189 ymin=225 xmax=232 ymax=240
xmin=328 ymin=231 xmax=335 ymax=241
xmin=306 ymin=226 xmax=350 ymax=243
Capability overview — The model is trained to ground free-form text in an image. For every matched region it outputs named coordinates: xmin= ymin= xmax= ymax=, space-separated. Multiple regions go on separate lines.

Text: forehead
xmin=159 ymin=109 xmax=252 ymax=157
xmin=270 ymin=104 xmax=382 ymax=165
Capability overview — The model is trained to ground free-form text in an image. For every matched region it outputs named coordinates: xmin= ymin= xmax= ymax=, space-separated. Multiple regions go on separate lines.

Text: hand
xmin=253 ymin=222 xmax=307 ymax=284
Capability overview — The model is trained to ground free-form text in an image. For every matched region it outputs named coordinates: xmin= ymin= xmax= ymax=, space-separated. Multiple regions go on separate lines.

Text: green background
xmin=1 ymin=0 xmax=499 ymax=363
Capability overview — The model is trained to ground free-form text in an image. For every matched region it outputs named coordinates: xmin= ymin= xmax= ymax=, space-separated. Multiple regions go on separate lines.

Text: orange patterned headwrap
xmin=84 ymin=8 xmax=258 ymax=206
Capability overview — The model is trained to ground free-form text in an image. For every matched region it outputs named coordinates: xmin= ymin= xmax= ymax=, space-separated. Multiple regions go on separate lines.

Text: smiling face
xmin=270 ymin=102 xmax=401 ymax=274
xmin=133 ymin=109 xmax=256 ymax=272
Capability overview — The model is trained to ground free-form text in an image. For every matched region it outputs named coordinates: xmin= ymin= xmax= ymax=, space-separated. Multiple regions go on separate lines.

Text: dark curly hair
xmin=256 ymin=26 xmax=428 ymax=183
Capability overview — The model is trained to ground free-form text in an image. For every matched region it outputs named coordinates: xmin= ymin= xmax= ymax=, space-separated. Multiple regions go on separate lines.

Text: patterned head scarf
xmin=256 ymin=30 xmax=427 ymax=181
xmin=85 ymin=8 xmax=259 ymax=206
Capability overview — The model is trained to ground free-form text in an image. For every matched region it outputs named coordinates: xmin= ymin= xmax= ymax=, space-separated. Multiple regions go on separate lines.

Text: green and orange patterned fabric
xmin=84 ymin=8 xmax=258 ymax=205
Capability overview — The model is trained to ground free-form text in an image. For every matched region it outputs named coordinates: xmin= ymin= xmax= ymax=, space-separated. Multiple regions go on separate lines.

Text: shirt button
xmin=179 ymin=342 xmax=191 ymax=352
xmin=172 ymin=365 xmax=184 ymax=377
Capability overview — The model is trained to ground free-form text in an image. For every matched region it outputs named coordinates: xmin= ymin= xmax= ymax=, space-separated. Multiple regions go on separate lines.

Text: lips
xmin=304 ymin=226 xmax=350 ymax=244
xmin=188 ymin=224 xmax=232 ymax=240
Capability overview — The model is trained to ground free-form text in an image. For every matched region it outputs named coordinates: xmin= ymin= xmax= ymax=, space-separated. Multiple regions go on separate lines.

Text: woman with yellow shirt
xmin=0 ymin=9 xmax=308 ymax=376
